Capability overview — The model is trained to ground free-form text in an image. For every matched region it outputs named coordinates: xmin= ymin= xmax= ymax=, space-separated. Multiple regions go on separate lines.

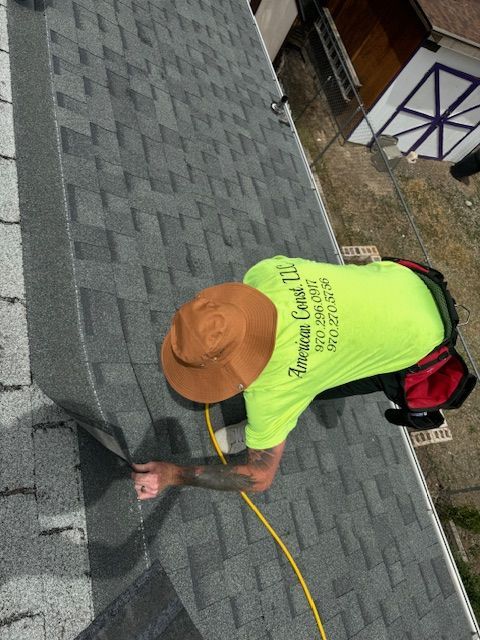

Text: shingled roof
xmin=414 ymin=0 xmax=480 ymax=46
xmin=7 ymin=0 xmax=478 ymax=638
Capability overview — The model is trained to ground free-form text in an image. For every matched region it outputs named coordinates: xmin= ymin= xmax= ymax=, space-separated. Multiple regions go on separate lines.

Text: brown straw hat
xmin=161 ymin=283 xmax=277 ymax=403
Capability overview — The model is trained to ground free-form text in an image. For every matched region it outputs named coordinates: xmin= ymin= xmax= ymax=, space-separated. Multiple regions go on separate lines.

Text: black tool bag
xmin=382 ymin=258 xmax=477 ymax=430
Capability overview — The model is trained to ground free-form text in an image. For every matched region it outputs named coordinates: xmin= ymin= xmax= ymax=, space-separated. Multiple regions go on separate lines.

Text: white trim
xmin=434 ymin=26 xmax=480 ymax=52
xmin=400 ymin=425 xmax=480 ymax=637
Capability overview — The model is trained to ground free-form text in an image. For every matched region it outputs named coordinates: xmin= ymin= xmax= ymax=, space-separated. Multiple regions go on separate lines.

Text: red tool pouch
xmin=383 ymin=258 xmax=476 ymax=425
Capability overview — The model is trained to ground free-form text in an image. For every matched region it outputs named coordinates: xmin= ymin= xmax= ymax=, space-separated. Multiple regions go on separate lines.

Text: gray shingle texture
xmin=7 ymin=0 xmax=476 ymax=638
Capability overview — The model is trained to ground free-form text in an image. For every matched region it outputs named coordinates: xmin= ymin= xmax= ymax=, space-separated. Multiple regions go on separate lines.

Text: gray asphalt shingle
xmin=6 ymin=0 xmax=478 ymax=638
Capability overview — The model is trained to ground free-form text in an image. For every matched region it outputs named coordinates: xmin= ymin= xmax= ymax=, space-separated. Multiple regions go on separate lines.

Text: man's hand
xmin=131 ymin=461 xmax=176 ymax=501
xmin=130 ymin=441 xmax=286 ymax=500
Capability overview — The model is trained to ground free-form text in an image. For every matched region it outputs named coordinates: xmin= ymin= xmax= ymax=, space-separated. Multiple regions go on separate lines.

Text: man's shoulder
xmin=243 ymin=255 xmax=286 ymax=281
xmin=243 ymin=255 xmax=318 ymax=287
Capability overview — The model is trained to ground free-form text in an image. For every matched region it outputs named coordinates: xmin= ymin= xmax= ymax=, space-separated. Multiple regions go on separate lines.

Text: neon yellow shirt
xmin=243 ymin=257 xmax=444 ymax=449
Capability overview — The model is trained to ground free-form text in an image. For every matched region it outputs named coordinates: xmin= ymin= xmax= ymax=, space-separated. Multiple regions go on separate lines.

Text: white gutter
xmin=245 ymin=2 xmax=480 ymax=637
xmin=400 ymin=426 xmax=480 ymax=638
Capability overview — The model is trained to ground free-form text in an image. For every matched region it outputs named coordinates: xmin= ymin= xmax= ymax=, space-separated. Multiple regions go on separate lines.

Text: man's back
xmin=243 ymin=256 xmax=445 ymax=449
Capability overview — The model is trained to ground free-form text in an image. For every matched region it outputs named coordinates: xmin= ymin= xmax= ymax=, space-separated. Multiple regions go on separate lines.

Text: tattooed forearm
xmin=169 ymin=446 xmax=283 ymax=493
xmin=131 ymin=443 xmax=284 ymax=499
xmin=248 ymin=447 xmax=276 ymax=471
xmin=175 ymin=464 xmax=257 ymax=492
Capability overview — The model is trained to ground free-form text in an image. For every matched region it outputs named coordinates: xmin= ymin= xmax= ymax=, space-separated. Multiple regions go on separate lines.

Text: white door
xmin=378 ymin=63 xmax=480 ymax=160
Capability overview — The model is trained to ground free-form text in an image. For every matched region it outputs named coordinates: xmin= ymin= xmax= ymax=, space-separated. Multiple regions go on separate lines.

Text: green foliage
xmin=441 ymin=504 xmax=480 ymax=534
xmin=437 ymin=501 xmax=480 ymax=618
xmin=455 ymin=555 xmax=480 ymax=621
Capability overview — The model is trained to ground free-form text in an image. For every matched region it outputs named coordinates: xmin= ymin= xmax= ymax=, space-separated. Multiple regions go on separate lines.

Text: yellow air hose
xmin=204 ymin=404 xmax=328 ymax=640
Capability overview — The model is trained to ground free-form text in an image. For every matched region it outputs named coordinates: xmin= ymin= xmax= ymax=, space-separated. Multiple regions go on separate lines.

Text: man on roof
xmin=131 ymin=255 xmax=444 ymax=500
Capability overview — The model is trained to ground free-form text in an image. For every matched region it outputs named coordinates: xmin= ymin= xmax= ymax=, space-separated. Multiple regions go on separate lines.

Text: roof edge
xmin=399 ymin=425 xmax=480 ymax=637
xmin=409 ymin=0 xmax=432 ymax=33
xmin=433 ymin=26 xmax=480 ymax=52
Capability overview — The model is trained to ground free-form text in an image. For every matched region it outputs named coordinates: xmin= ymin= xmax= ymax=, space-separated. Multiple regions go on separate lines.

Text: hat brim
xmin=161 ymin=283 xmax=277 ymax=404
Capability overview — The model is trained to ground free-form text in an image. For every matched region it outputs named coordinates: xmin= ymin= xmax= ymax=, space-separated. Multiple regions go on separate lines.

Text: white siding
xmin=255 ymin=0 xmax=298 ymax=61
